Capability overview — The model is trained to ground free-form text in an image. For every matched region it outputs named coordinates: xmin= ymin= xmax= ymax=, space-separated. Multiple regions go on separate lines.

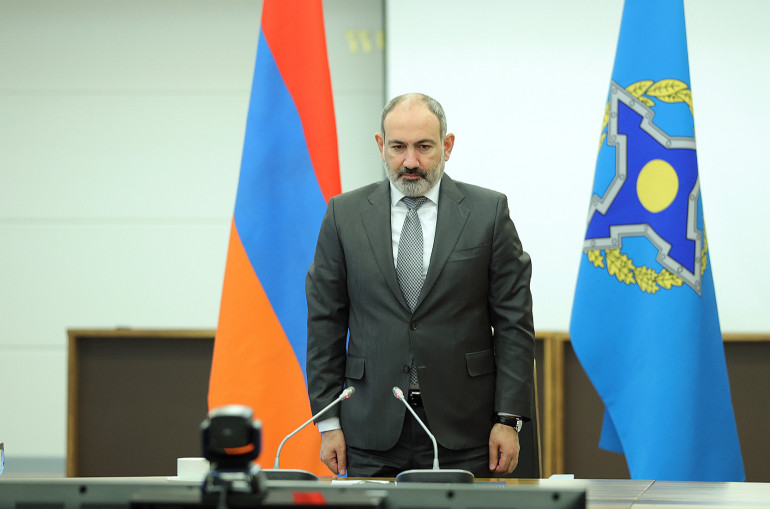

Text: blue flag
xmin=570 ymin=0 xmax=744 ymax=481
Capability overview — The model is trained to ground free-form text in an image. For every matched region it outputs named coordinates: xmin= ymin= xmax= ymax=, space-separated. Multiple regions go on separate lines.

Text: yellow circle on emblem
xmin=636 ymin=159 xmax=679 ymax=213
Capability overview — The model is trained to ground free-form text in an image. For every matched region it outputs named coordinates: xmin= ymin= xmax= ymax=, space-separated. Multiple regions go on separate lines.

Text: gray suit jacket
xmin=306 ymin=174 xmax=534 ymax=451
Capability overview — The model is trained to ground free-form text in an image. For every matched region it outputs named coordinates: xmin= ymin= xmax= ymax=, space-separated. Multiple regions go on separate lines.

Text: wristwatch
xmin=494 ymin=415 xmax=523 ymax=432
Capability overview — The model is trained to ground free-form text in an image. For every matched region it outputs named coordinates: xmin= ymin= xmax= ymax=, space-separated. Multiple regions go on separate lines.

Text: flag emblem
xmin=583 ymin=79 xmax=705 ymax=295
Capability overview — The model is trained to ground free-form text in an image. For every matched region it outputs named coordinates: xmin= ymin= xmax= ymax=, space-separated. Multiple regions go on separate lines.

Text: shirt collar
xmin=389 ymin=177 xmax=442 ymax=208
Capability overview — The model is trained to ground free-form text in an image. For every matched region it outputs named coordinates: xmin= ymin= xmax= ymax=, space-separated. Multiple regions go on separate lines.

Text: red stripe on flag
xmin=261 ymin=0 xmax=340 ymax=202
xmin=208 ymin=220 xmax=325 ymax=473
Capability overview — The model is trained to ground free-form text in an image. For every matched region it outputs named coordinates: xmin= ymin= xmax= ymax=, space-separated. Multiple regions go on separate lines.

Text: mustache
xmin=397 ymin=167 xmax=428 ymax=179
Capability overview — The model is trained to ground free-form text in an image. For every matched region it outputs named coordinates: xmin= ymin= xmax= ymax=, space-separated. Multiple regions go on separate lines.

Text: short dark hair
xmin=380 ymin=93 xmax=447 ymax=140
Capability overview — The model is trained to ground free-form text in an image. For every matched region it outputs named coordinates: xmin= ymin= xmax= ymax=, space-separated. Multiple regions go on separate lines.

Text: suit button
xmin=409 ymin=321 xmax=417 ymax=330
xmin=402 ymin=365 xmax=410 ymax=373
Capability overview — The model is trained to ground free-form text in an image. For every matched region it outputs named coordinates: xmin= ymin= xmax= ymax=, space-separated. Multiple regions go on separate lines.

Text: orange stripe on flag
xmin=209 ymin=219 xmax=325 ymax=473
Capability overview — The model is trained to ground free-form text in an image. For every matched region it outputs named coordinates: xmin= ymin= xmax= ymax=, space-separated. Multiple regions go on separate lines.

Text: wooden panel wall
xmin=67 ymin=330 xmax=768 ymax=480
xmin=537 ymin=333 xmax=769 ymax=482
xmin=67 ymin=330 xmax=214 ymax=477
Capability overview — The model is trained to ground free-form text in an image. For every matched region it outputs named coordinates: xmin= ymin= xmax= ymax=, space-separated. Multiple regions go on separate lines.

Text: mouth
xmin=398 ymin=168 xmax=427 ymax=181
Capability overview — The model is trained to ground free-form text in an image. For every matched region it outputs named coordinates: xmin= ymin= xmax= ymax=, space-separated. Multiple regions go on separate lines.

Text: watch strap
xmin=494 ymin=414 xmax=523 ymax=432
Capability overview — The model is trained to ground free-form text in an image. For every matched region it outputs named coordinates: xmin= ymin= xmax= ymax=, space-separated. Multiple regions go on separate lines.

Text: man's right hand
xmin=320 ymin=429 xmax=347 ymax=476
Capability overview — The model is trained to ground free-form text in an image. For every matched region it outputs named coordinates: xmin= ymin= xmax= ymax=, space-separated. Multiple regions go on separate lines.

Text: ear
xmin=443 ymin=133 xmax=456 ymax=161
xmin=375 ymin=132 xmax=385 ymax=160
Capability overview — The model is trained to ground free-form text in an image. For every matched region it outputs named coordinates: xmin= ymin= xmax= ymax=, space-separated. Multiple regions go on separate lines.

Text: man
xmin=306 ymin=93 xmax=534 ymax=478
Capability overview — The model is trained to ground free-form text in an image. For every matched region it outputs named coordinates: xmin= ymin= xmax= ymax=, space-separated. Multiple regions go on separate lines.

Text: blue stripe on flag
xmin=233 ymin=30 xmax=328 ymax=381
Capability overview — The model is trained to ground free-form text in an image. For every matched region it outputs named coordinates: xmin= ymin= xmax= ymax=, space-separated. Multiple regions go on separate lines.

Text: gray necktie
xmin=396 ymin=196 xmax=428 ymax=387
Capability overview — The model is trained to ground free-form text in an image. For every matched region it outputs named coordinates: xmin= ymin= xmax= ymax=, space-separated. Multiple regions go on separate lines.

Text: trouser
xmin=346 ymin=391 xmax=491 ymax=478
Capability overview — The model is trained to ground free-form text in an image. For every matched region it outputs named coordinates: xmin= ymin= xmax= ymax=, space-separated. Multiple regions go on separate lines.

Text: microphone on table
xmin=261 ymin=386 xmax=355 ymax=481
xmin=391 ymin=386 xmax=474 ymax=484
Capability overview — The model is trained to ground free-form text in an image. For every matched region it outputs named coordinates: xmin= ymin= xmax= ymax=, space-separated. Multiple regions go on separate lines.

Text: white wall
xmin=0 ymin=0 xmax=383 ymax=472
xmin=385 ymin=0 xmax=770 ymax=333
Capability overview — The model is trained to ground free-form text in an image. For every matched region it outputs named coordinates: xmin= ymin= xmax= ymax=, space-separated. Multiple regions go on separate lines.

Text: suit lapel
xmin=417 ymin=174 xmax=469 ymax=309
xmin=361 ymin=180 xmax=409 ymax=309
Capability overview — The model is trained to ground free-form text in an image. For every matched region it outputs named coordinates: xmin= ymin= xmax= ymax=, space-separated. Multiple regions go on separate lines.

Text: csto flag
xmin=208 ymin=0 xmax=340 ymax=474
xmin=570 ymin=0 xmax=744 ymax=481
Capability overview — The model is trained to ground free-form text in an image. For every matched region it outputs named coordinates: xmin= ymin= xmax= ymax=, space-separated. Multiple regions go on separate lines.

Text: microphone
xmin=392 ymin=386 xmax=474 ymax=484
xmin=261 ymin=386 xmax=355 ymax=481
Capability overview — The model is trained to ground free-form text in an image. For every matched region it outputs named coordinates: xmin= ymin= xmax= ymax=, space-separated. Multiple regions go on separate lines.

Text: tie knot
xmin=402 ymin=196 xmax=428 ymax=212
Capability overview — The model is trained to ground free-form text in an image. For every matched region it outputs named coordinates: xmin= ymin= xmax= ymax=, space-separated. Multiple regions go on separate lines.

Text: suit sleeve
xmin=488 ymin=194 xmax=535 ymax=420
xmin=306 ymin=197 xmax=350 ymax=419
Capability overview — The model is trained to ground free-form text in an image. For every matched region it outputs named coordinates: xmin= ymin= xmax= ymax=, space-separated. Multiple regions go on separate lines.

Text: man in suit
xmin=306 ymin=93 xmax=534 ymax=478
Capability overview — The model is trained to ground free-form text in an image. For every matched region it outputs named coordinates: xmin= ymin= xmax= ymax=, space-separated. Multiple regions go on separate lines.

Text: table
xmin=1 ymin=477 xmax=768 ymax=509
xmin=509 ymin=478 xmax=770 ymax=508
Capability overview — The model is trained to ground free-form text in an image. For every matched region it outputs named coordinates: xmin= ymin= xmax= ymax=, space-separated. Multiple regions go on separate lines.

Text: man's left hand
xmin=488 ymin=422 xmax=520 ymax=474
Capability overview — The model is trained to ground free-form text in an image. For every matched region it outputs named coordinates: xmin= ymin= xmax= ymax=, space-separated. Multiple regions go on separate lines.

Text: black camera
xmin=200 ymin=405 xmax=264 ymax=497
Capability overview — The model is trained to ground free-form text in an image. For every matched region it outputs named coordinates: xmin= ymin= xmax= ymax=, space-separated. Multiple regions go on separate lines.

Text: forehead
xmin=383 ymin=102 xmax=441 ymax=141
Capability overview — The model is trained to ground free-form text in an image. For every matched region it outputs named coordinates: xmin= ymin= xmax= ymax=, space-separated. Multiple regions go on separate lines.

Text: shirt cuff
xmin=317 ymin=416 xmax=341 ymax=433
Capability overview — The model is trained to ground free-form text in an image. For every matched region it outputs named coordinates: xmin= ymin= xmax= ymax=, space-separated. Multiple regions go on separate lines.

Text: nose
xmin=403 ymin=146 xmax=420 ymax=169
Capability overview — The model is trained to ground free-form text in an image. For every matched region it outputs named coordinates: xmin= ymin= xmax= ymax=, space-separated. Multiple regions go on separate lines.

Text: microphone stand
xmin=392 ymin=387 xmax=474 ymax=484
xmin=261 ymin=387 xmax=355 ymax=481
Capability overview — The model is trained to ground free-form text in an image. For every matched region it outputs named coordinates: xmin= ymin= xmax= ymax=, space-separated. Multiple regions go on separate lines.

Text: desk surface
xmin=517 ymin=479 xmax=770 ymax=508
xmin=341 ymin=477 xmax=770 ymax=508
xmin=1 ymin=477 xmax=768 ymax=509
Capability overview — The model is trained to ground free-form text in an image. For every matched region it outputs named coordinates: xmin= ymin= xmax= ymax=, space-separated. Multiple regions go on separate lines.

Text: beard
xmin=384 ymin=158 xmax=445 ymax=197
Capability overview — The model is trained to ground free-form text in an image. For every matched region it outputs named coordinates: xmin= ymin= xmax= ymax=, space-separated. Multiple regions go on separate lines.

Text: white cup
xmin=176 ymin=457 xmax=210 ymax=481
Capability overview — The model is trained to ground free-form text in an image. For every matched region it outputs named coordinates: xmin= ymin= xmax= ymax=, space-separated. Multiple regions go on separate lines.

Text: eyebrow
xmin=388 ymin=138 xmax=437 ymax=146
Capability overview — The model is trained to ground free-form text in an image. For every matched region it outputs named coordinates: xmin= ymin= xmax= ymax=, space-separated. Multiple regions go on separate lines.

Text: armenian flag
xmin=208 ymin=0 xmax=340 ymax=474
